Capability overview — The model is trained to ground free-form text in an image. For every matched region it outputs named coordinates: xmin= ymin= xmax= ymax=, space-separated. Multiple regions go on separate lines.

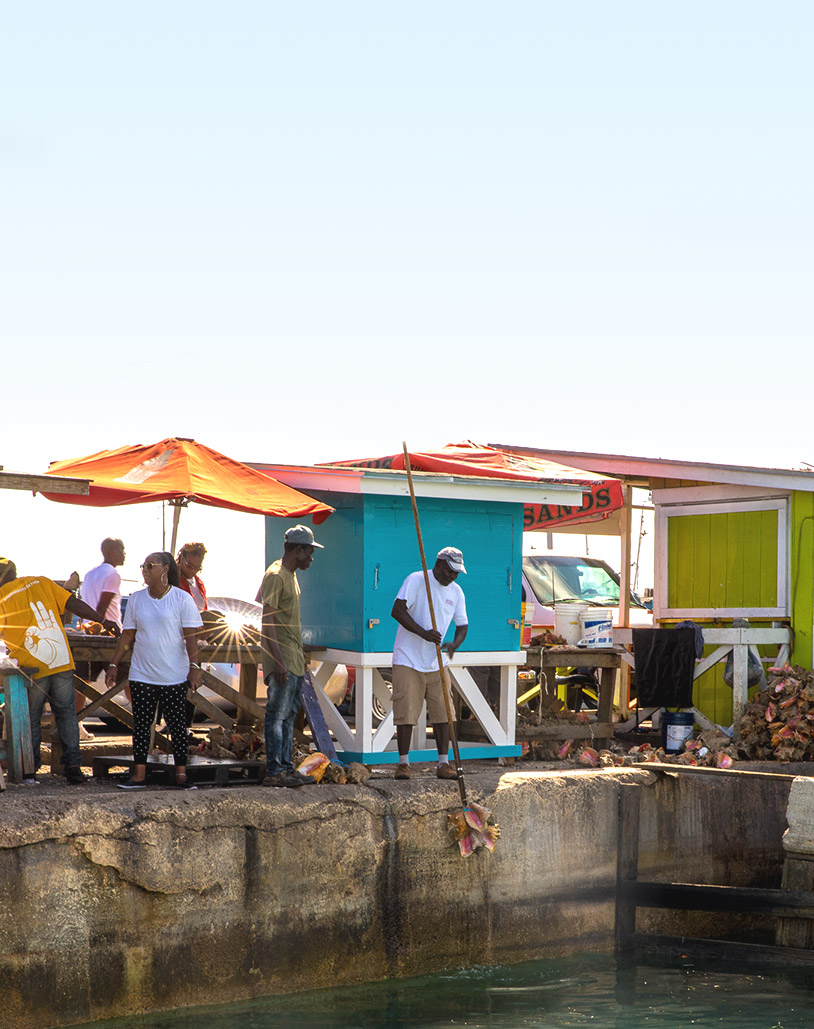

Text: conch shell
xmin=448 ymin=802 xmax=500 ymax=856
xmin=296 ymin=752 xmax=331 ymax=783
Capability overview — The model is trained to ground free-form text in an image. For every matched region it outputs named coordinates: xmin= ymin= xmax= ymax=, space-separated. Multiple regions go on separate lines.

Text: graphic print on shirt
xmin=24 ymin=601 xmax=70 ymax=668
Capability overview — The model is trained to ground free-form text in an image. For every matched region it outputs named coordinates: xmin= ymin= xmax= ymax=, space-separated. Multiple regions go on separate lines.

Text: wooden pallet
xmin=92 ymin=754 xmax=265 ymax=786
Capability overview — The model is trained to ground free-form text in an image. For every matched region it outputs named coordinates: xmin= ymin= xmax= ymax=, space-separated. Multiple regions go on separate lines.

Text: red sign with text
xmin=524 ymin=479 xmax=623 ymax=531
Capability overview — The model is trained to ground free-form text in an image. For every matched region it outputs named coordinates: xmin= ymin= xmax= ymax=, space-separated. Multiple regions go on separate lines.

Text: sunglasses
xmin=140 ymin=562 xmax=164 ymax=571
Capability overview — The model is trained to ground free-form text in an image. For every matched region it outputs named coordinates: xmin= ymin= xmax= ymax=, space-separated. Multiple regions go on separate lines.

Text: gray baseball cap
xmin=284 ymin=524 xmax=324 ymax=549
xmin=437 ymin=546 xmax=466 ymax=573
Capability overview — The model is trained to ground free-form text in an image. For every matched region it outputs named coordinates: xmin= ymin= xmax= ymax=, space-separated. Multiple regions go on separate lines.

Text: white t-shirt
xmin=392 ymin=570 xmax=468 ymax=673
xmin=81 ymin=562 xmax=123 ymax=628
xmin=124 ymin=586 xmax=203 ymax=685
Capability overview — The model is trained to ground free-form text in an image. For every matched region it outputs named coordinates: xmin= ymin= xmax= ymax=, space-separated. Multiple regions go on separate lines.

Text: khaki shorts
xmin=391 ymin=664 xmax=455 ymax=725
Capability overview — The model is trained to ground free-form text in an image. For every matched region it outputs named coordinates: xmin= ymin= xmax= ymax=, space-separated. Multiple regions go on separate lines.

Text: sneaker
xmin=436 ymin=763 xmax=458 ymax=780
xmin=394 ymin=765 xmax=411 ymax=780
xmin=23 ymin=776 xmax=40 ymax=786
xmin=263 ymin=772 xmax=306 ymax=788
xmin=294 ymin=770 xmax=317 ymax=785
xmin=117 ymin=778 xmax=147 ymax=790
xmin=174 ymin=779 xmax=198 ymax=790
xmin=66 ymin=766 xmax=88 ymax=784
xmin=79 ymin=723 xmax=95 ymax=742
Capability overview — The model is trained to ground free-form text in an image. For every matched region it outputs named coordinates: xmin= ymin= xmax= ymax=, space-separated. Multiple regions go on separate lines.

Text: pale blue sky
xmin=2 ymin=2 xmax=811 ymax=598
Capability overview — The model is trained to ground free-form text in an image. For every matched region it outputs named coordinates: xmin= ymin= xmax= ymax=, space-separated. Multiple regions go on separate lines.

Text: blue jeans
xmin=27 ymin=669 xmax=81 ymax=769
xmin=264 ymin=672 xmax=303 ymax=776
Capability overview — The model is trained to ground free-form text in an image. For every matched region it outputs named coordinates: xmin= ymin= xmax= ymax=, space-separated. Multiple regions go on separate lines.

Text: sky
xmin=2 ymin=1 xmax=811 ymax=601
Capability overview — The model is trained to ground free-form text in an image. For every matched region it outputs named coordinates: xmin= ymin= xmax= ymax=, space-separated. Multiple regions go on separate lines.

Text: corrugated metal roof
xmin=490 ymin=445 xmax=814 ymax=493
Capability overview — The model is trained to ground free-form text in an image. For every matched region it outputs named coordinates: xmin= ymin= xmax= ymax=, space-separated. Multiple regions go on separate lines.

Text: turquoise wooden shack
xmin=252 ymin=462 xmax=582 ymax=763
xmin=256 ymin=464 xmax=579 ymax=650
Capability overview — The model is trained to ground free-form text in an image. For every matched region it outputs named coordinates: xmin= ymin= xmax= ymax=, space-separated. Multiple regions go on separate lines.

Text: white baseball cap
xmin=437 ymin=547 xmax=466 ymax=573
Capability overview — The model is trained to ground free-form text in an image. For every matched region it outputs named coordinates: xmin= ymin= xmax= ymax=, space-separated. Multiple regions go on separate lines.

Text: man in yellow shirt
xmin=0 ymin=557 xmax=119 ymax=783
xmin=258 ymin=525 xmax=323 ymax=788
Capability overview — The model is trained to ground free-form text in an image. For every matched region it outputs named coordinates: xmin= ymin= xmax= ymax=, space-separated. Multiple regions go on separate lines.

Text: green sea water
xmin=76 ymin=952 xmax=814 ymax=1029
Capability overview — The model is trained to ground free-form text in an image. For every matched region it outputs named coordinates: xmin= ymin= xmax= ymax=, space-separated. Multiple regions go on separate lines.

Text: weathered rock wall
xmin=0 ymin=767 xmax=793 ymax=1028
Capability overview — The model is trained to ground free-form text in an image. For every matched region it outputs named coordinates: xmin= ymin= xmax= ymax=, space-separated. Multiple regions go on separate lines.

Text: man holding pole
xmin=390 ymin=547 xmax=468 ymax=781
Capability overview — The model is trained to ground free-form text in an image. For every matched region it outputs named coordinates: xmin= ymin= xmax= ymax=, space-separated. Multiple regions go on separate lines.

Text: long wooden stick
xmin=402 ymin=442 xmax=468 ymax=808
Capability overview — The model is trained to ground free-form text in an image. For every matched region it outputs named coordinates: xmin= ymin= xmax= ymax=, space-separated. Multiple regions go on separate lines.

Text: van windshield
xmin=523 ymin=555 xmax=646 ymax=609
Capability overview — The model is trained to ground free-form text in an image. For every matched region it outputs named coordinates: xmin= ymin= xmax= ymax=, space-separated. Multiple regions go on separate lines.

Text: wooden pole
xmin=169 ymin=501 xmax=184 ymax=554
xmin=617 ymin=485 xmax=633 ymax=709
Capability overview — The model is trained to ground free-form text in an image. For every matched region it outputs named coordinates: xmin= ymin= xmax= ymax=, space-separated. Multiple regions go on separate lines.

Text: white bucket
xmin=554 ymin=603 xmax=591 ymax=645
xmin=578 ymin=609 xmax=614 ymax=648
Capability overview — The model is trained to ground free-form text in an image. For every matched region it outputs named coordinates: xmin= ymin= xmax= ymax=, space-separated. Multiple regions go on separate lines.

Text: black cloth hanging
xmin=632 ymin=627 xmax=697 ymax=708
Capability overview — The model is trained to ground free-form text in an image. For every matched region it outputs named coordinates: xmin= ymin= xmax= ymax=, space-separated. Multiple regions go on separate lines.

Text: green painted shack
xmin=493 ymin=446 xmax=814 ymax=725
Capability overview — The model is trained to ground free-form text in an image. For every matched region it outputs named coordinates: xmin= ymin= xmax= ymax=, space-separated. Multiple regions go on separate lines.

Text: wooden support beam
xmin=76 ymin=677 xmax=130 ymax=720
xmin=0 ymin=471 xmax=89 ymax=494
xmin=73 ymin=677 xmax=135 ymax=730
xmin=475 ymin=721 xmax=615 ymax=742
xmin=1 ymin=669 xmax=36 ymax=781
xmin=200 ymin=668 xmax=264 ymax=721
xmin=617 ymin=486 xmax=633 ymax=709
xmin=73 ymin=676 xmax=170 ymax=748
xmin=300 ymin=670 xmax=337 ymax=759
xmin=186 ymin=689 xmax=234 ymax=730
xmin=778 ymin=857 xmax=814 ymax=949
xmin=622 ymin=880 xmax=814 ymax=918
xmin=237 ymin=662 xmax=261 ymax=729
xmin=615 ymin=783 xmax=640 ymax=952
xmin=630 ymin=933 xmax=814 ymax=968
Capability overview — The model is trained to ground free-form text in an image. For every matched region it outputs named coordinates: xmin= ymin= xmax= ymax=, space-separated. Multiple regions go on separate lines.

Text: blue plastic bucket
xmin=661 ymin=710 xmax=695 ymax=753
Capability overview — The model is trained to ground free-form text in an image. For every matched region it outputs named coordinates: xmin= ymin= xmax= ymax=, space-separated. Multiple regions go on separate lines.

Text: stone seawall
xmin=0 ymin=767 xmax=793 ymax=1028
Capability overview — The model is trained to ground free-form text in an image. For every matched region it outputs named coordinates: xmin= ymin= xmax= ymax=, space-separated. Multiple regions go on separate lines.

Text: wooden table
xmin=69 ymin=637 xmax=322 ymax=723
xmin=0 ymin=641 xmax=267 ymax=778
xmin=68 ymin=634 xmax=266 ymax=727
xmin=519 ymin=645 xmax=624 ymax=748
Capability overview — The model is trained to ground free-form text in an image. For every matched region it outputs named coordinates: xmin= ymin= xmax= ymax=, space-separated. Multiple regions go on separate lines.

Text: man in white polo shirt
xmin=390 ymin=546 xmax=468 ymax=781
xmin=78 ymin=537 xmax=127 ymax=740
xmin=82 ymin=538 xmax=125 ymax=628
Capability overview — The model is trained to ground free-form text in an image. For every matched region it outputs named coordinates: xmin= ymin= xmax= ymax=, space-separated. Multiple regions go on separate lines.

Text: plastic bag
xmin=723 ymin=648 xmax=764 ymax=689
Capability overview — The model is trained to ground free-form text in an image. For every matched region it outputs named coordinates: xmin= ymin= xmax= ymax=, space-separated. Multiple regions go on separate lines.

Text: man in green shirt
xmin=259 ymin=524 xmax=324 ymax=787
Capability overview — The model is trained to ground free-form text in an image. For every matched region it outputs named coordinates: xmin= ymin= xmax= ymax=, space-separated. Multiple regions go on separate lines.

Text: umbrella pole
xmin=169 ymin=499 xmax=187 ymax=554
xmin=401 ymin=442 xmax=469 ymax=810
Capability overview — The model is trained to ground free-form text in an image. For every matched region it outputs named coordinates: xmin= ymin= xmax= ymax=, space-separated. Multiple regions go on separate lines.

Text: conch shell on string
xmin=448 ymin=802 xmax=500 ymax=857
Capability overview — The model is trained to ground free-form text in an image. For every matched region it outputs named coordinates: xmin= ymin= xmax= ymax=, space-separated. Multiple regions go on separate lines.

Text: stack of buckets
xmin=554 ymin=603 xmax=613 ymax=647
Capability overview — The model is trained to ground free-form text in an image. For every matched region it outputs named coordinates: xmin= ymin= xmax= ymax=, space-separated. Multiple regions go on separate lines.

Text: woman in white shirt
xmin=106 ymin=552 xmax=203 ymax=790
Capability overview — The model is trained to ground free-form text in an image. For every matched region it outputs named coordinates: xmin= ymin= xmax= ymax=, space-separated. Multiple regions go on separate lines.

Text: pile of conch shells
xmin=196 ymin=727 xmax=264 ymax=760
xmin=738 ymin=664 xmax=814 ymax=762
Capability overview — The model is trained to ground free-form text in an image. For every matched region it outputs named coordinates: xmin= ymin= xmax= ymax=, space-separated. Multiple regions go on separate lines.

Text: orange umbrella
xmin=42 ymin=436 xmax=333 ymax=549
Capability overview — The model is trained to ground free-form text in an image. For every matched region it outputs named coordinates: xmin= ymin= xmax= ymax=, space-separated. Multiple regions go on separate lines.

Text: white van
xmin=522 ymin=554 xmax=652 ymax=635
